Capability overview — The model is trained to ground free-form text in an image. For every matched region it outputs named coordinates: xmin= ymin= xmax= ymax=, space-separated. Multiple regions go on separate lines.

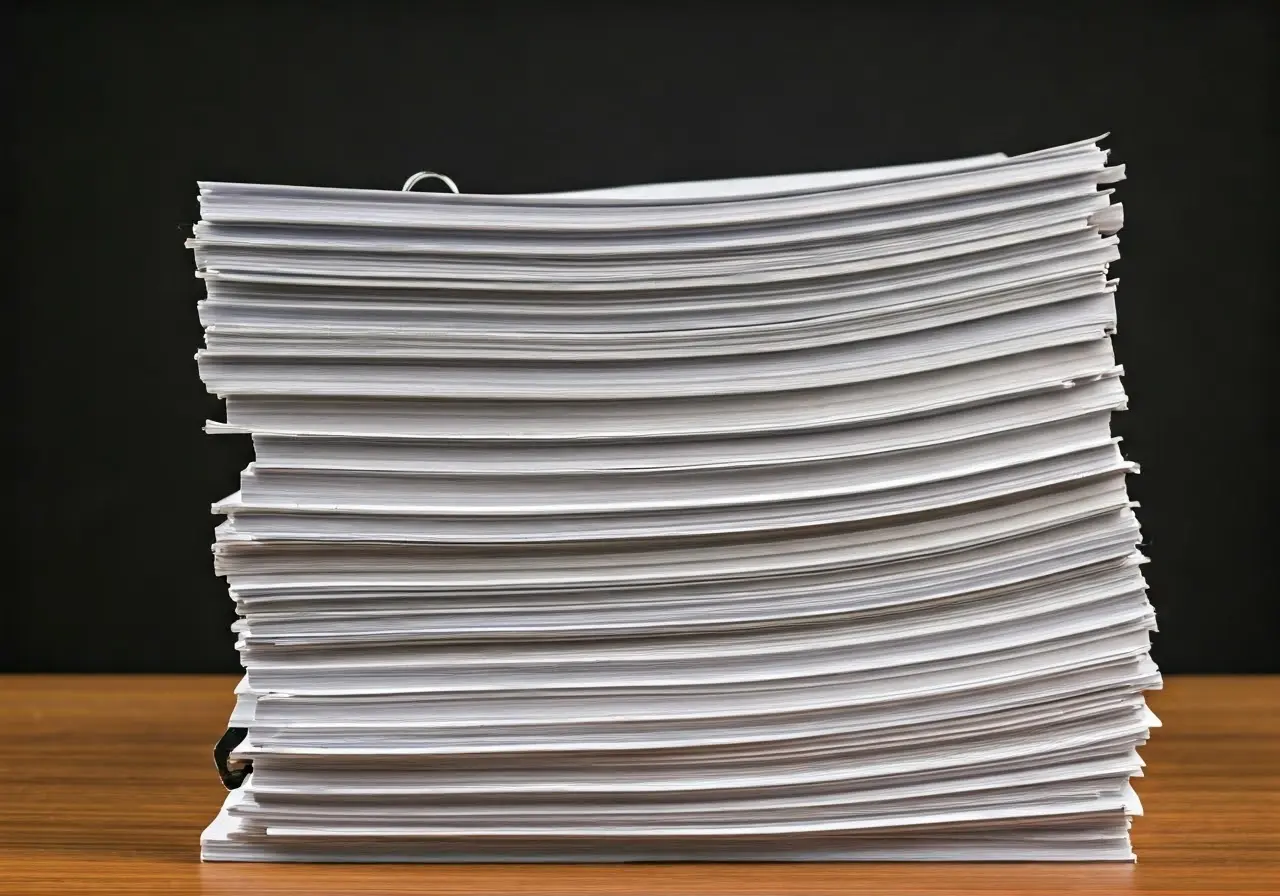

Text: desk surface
xmin=1 ymin=675 xmax=1276 ymax=895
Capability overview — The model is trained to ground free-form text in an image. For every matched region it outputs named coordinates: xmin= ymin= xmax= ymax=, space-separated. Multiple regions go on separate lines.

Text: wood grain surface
xmin=0 ymin=675 xmax=1275 ymax=895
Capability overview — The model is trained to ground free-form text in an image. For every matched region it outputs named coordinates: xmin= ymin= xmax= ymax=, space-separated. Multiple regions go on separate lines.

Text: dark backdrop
xmin=9 ymin=2 xmax=1276 ymax=673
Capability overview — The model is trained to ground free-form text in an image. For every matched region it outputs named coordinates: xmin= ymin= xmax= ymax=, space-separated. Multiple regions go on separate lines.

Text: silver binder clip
xmin=401 ymin=171 xmax=460 ymax=193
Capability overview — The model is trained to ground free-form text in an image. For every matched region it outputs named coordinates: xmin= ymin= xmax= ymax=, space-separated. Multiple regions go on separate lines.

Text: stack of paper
xmin=192 ymin=136 xmax=1158 ymax=862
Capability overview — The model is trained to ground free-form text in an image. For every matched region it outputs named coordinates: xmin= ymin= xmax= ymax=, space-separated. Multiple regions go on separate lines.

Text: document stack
xmin=192 ymin=135 xmax=1159 ymax=862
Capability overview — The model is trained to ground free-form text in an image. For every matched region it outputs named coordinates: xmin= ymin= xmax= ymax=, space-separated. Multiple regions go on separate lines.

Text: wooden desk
xmin=0 ymin=675 xmax=1275 ymax=895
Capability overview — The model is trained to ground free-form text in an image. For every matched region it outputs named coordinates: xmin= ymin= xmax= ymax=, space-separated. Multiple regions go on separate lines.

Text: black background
xmin=9 ymin=2 xmax=1276 ymax=673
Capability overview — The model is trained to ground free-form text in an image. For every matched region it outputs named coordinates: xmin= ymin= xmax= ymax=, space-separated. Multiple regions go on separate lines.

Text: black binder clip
xmin=213 ymin=727 xmax=253 ymax=790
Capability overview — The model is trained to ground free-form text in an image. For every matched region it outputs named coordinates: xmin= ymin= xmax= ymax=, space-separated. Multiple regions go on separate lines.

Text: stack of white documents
xmin=193 ymin=135 xmax=1158 ymax=862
